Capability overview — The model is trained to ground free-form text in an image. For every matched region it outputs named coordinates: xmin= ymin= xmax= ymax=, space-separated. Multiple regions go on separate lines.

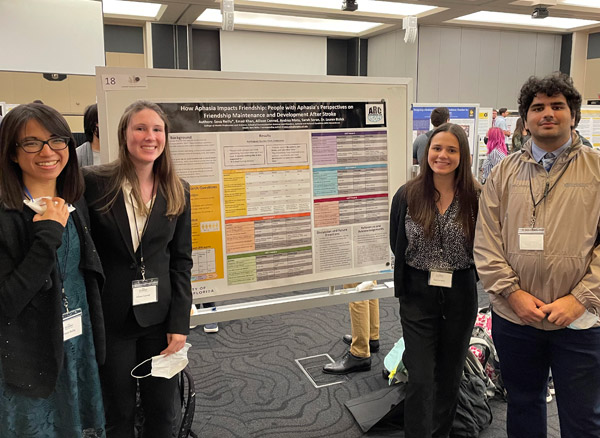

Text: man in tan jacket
xmin=474 ymin=72 xmax=600 ymax=438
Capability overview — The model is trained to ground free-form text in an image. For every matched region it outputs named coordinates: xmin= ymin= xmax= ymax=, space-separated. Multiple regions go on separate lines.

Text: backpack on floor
xmin=348 ymin=346 xmax=492 ymax=435
xmin=134 ymin=366 xmax=198 ymax=438
xmin=176 ymin=365 xmax=198 ymax=438
xmin=469 ymin=306 xmax=506 ymax=399
xmin=450 ymin=349 xmax=493 ymax=438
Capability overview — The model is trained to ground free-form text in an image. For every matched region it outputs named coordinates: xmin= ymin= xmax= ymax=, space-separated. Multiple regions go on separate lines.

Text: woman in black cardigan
xmin=84 ymin=100 xmax=192 ymax=438
xmin=390 ymin=123 xmax=479 ymax=438
xmin=0 ymin=103 xmax=105 ymax=437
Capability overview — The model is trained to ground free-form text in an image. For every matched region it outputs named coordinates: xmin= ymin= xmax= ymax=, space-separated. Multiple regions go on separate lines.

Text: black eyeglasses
xmin=17 ymin=137 xmax=69 ymax=153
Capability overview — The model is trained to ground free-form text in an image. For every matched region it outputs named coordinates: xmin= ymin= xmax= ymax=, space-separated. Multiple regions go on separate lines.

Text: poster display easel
xmin=96 ymin=67 xmax=412 ymax=322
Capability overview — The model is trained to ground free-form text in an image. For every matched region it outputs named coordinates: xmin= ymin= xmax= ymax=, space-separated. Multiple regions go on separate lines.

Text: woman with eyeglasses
xmin=0 ymin=103 xmax=106 ymax=437
xmin=84 ymin=100 xmax=192 ymax=437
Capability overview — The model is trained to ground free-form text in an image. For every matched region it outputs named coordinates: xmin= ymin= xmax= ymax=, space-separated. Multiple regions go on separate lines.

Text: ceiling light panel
xmin=560 ymin=0 xmax=600 ymax=8
xmin=244 ymin=0 xmax=436 ymax=15
xmin=197 ymin=9 xmax=383 ymax=33
xmin=103 ymin=0 xmax=162 ymax=18
xmin=455 ymin=11 xmax=598 ymax=29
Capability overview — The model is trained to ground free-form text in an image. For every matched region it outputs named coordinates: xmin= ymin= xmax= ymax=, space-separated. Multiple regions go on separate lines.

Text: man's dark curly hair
xmin=518 ymin=72 xmax=582 ymax=128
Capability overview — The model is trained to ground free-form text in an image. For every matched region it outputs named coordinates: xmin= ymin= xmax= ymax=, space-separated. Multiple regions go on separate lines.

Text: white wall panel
xmin=417 ymin=26 xmax=561 ymax=108
xmin=417 ymin=26 xmax=442 ymax=102
xmin=477 ymin=30 xmax=501 ymax=108
xmin=367 ymin=29 xmax=418 ymax=99
xmin=0 ymin=0 xmax=104 ymax=75
xmin=459 ymin=29 xmax=481 ymax=104
xmin=498 ymin=31 xmax=520 ymax=109
xmin=535 ymin=33 xmax=561 ymax=77
xmin=220 ymin=31 xmax=327 ymax=75
xmin=438 ymin=27 xmax=462 ymax=103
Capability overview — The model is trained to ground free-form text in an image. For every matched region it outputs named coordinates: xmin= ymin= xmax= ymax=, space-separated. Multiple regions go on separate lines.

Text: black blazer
xmin=83 ymin=170 xmax=192 ymax=336
xmin=389 ymin=185 xmax=408 ymax=298
xmin=0 ymin=197 xmax=105 ymax=398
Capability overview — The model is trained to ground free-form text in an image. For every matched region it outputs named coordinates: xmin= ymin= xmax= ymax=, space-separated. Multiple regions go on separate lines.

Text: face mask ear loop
xmin=130 ymin=357 xmax=154 ymax=379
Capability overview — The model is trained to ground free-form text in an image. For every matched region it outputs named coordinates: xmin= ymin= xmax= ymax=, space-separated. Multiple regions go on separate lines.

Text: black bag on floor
xmin=346 ymin=350 xmax=492 ymax=436
xmin=176 ymin=365 xmax=198 ymax=438
xmin=134 ymin=366 xmax=198 ymax=438
xmin=450 ymin=350 xmax=493 ymax=438
xmin=345 ymin=383 xmax=406 ymax=433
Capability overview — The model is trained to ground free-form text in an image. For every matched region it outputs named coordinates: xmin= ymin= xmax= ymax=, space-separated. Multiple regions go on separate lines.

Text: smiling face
xmin=125 ymin=108 xmax=166 ymax=169
xmin=15 ymin=118 xmax=68 ymax=191
xmin=427 ymin=131 xmax=460 ymax=177
xmin=525 ymin=92 xmax=574 ymax=151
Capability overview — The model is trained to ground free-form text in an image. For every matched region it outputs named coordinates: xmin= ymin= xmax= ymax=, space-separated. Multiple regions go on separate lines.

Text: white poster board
xmin=96 ymin=67 xmax=412 ymax=301
xmin=579 ymin=106 xmax=600 ymax=148
xmin=478 ymin=107 xmax=493 ymax=156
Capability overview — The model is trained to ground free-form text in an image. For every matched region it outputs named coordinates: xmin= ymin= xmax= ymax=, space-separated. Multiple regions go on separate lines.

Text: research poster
xmin=412 ymin=104 xmax=478 ymax=155
xmin=158 ymin=101 xmax=391 ymax=297
xmin=412 ymin=104 xmax=479 ymax=175
xmin=478 ymin=108 xmax=493 ymax=156
xmin=579 ymin=106 xmax=600 ymax=148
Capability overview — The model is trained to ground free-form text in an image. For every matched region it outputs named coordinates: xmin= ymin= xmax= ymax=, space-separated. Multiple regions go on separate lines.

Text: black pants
xmin=100 ymin=324 xmax=178 ymax=438
xmin=399 ymin=266 xmax=477 ymax=438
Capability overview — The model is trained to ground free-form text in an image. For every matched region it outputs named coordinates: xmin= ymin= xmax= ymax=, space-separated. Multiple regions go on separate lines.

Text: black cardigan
xmin=389 ymin=185 xmax=408 ymax=298
xmin=0 ymin=198 xmax=105 ymax=398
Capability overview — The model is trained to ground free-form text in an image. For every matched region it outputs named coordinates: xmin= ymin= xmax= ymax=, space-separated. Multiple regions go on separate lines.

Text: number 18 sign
xmin=102 ymin=74 xmax=148 ymax=91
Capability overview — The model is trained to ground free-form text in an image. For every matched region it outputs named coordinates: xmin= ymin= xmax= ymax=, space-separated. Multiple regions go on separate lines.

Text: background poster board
xmin=411 ymin=103 xmax=480 ymax=176
xmin=504 ymin=112 xmax=520 ymax=148
xmin=96 ymin=67 xmax=412 ymax=301
xmin=579 ymin=106 xmax=600 ymax=148
xmin=478 ymin=108 xmax=493 ymax=156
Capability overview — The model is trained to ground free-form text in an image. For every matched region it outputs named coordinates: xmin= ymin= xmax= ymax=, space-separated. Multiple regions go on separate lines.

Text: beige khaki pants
xmin=344 ymin=282 xmax=380 ymax=358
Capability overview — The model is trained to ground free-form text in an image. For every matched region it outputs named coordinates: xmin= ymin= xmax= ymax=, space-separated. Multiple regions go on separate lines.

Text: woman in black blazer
xmin=84 ymin=100 xmax=192 ymax=438
xmin=0 ymin=103 xmax=105 ymax=437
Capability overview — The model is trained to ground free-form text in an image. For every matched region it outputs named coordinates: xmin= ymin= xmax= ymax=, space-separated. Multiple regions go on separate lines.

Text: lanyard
xmin=24 ymin=187 xmax=34 ymax=201
xmin=528 ymin=156 xmax=571 ymax=227
xmin=130 ymin=178 xmax=156 ymax=280
xmin=55 ymin=220 xmax=71 ymax=312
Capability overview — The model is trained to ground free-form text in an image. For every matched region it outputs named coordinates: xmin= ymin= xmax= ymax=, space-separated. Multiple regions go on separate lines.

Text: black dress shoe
xmin=342 ymin=334 xmax=380 ymax=353
xmin=323 ymin=351 xmax=371 ymax=375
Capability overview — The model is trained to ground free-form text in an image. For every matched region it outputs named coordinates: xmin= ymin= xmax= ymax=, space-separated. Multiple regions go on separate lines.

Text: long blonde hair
xmin=95 ymin=100 xmax=186 ymax=218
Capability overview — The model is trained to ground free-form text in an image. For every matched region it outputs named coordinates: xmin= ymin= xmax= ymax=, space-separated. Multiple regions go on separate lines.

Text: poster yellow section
xmin=190 ymin=184 xmax=224 ymax=281
xmin=223 ymin=172 xmax=247 ymax=217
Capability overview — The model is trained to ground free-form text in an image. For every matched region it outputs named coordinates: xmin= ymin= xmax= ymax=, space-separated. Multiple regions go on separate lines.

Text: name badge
xmin=132 ymin=278 xmax=159 ymax=306
xmin=429 ymin=270 xmax=453 ymax=288
xmin=63 ymin=308 xmax=83 ymax=341
xmin=519 ymin=228 xmax=544 ymax=251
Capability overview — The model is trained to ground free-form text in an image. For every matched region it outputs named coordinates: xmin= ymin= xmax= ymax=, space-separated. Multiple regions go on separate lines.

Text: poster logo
xmin=366 ymin=104 xmax=384 ymax=125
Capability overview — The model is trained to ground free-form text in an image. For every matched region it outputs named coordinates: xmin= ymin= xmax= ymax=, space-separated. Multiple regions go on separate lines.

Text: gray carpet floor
xmin=186 ymin=285 xmax=560 ymax=437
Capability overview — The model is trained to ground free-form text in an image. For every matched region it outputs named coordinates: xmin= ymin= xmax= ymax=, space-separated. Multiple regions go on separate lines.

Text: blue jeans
xmin=492 ymin=312 xmax=600 ymax=438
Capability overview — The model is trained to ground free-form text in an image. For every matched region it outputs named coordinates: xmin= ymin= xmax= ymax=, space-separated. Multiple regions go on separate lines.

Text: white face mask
xmin=131 ymin=343 xmax=191 ymax=379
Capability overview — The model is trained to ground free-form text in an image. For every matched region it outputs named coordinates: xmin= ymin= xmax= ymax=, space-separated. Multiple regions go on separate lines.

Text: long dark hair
xmin=405 ymin=123 xmax=479 ymax=242
xmin=93 ymin=100 xmax=186 ymax=218
xmin=0 ymin=103 xmax=83 ymax=210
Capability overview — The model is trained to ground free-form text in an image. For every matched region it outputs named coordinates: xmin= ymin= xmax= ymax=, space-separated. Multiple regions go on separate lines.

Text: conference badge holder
xmin=518 ymin=228 xmax=544 ymax=251
xmin=132 ymin=278 xmax=159 ymax=306
xmin=428 ymin=270 xmax=453 ymax=288
xmin=63 ymin=308 xmax=83 ymax=341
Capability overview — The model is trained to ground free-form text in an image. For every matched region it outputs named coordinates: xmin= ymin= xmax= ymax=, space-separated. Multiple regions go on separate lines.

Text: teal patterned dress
xmin=0 ymin=217 xmax=106 ymax=437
